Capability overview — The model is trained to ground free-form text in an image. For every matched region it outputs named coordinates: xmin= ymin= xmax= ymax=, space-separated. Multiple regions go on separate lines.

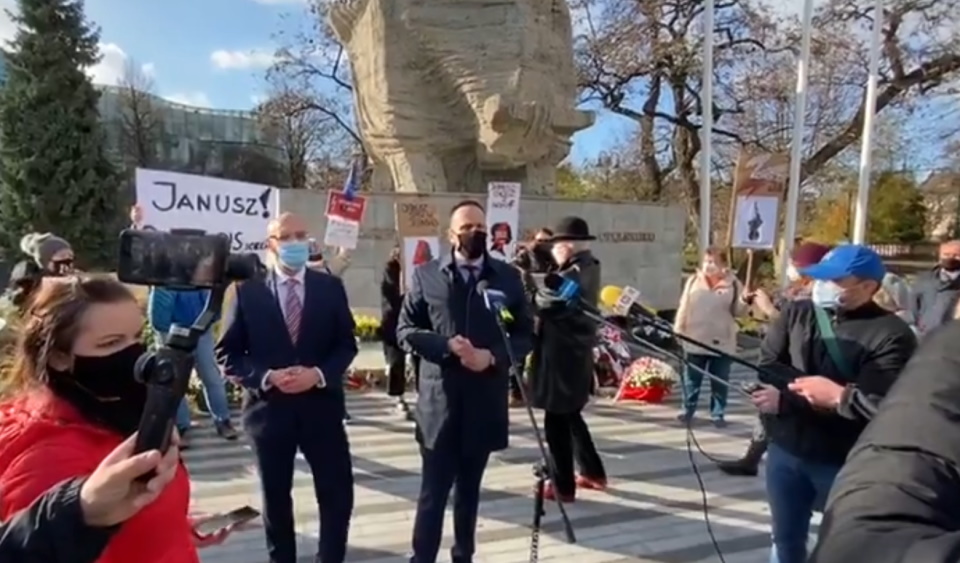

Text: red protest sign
xmin=325 ymin=191 xmax=367 ymax=223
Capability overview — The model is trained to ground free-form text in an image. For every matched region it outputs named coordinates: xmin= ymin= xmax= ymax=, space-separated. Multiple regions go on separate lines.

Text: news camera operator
xmin=811 ymin=320 xmax=960 ymax=563
xmin=528 ymin=217 xmax=607 ymax=502
xmin=748 ymin=245 xmax=916 ymax=563
xmin=510 ymin=227 xmax=554 ymax=405
xmin=0 ymin=277 xmax=240 ymax=563
xmin=0 ymin=433 xmax=179 ymax=563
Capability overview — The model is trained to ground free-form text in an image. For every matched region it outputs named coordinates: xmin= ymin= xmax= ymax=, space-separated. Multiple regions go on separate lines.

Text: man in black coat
xmin=811 ymin=320 xmax=960 ymax=563
xmin=528 ymin=216 xmax=607 ymax=502
xmin=397 ymin=200 xmax=533 ymax=563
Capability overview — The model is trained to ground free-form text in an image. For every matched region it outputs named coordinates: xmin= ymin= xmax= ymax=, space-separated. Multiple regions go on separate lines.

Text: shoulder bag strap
xmin=813 ymin=305 xmax=853 ymax=379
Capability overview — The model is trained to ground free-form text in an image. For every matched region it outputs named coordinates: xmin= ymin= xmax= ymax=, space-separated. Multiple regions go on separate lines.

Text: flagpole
xmin=779 ymin=0 xmax=815 ymax=289
xmin=852 ymin=0 xmax=884 ymax=244
xmin=699 ymin=0 xmax=714 ymax=253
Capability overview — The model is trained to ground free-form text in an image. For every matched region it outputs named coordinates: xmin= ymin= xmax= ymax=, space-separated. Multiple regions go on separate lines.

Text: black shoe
xmin=716 ymin=440 xmax=765 ymax=477
xmin=344 ymin=411 xmax=352 ymax=424
xmin=716 ymin=458 xmax=759 ymax=477
xmin=215 ymin=420 xmax=239 ymax=441
xmin=712 ymin=418 xmax=727 ymax=429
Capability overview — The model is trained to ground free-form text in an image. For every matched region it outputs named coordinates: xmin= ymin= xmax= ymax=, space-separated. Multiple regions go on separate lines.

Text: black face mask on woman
xmin=47 ymin=342 xmax=148 ymax=436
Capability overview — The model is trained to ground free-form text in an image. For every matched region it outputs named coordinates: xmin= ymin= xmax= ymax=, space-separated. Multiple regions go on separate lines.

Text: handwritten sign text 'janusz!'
xmin=395 ymin=200 xmax=441 ymax=237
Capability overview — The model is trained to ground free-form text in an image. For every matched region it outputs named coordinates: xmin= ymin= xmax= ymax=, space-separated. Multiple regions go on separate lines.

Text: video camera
xmin=116 ymin=228 xmax=264 ymax=466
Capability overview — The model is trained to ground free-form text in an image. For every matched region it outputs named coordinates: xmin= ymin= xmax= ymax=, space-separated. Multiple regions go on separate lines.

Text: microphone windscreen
xmin=543 ymin=273 xmax=565 ymax=291
xmin=599 ymin=286 xmax=623 ymax=309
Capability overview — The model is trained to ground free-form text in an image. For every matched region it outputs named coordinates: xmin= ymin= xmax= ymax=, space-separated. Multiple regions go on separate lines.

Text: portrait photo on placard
xmin=402 ymin=236 xmax=439 ymax=289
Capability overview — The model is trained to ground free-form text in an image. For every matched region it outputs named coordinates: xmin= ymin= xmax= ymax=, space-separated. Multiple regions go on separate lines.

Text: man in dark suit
xmin=216 ymin=212 xmax=358 ymax=563
xmin=397 ymin=200 xmax=534 ymax=563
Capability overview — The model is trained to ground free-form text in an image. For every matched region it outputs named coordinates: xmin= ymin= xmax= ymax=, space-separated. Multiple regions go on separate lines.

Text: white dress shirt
xmin=261 ymin=266 xmax=326 ymax=390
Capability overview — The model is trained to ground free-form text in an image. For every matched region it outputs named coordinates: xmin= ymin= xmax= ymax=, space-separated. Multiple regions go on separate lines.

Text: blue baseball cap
xmin=799 ymin=244 xmax=886 ymax=283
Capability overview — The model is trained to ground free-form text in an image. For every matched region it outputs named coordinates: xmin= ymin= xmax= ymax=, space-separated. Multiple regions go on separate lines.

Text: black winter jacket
xmin=758 ymin=299 xmax=916 ymax=465
xmin=812 ymin=320 xmax=960 ymax=563
xmin=0 ymin=477 xmax=116 ymax=563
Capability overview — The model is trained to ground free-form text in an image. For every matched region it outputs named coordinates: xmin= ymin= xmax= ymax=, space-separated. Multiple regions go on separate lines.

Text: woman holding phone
xmin=0 ymin=276 xmax=243 ymax=562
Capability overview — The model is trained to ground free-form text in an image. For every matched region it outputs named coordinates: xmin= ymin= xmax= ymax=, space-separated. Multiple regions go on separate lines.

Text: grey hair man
xmin=911 ymin=239 xmax=960 ymax=336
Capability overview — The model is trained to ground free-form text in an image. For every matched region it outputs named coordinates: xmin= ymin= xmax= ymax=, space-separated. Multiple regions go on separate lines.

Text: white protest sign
xmin=135 ymin=169 xmax=279 ymax=258
xmin=613 ymin=286 xmax=641 ymax=316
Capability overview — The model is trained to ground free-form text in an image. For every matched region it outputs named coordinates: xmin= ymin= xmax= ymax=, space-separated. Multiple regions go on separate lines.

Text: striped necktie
xmin=284 ymin=278 xmax=302 ymax=341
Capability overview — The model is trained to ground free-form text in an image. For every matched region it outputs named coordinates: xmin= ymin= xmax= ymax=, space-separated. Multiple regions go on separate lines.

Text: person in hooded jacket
xmin=810 ymin=318 xmax=960 ymax=563
xmin=529 ymin=217 xmax=607 ymax=502
xmin=0 ymin=276 xmax=241 ymax=563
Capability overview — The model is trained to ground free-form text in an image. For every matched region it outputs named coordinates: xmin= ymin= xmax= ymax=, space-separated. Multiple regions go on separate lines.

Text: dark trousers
xmin=247 ymin=399 xmax=354 ymax=563
xmin=384 ymin=342 xmax=406 ymax=397
xmin=410 ymin=445 xmax=490 ymax=563
xmin=543 ymin=410 xmax=606 ymax=496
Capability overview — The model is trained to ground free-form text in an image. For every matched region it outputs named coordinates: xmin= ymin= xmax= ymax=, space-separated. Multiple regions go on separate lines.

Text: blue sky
xmin=0 ymin=0 xmax=626 ymax=164
xmin=0 ymin=0 xmax=617 ymax=164
xmin=0 ymin=0 xmax=949 ymax=170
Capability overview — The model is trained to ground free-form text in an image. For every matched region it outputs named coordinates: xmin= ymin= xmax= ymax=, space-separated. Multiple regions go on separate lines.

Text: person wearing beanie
xmin=20 ymin=232 xmax=74 ymax=275
xmin=2 ymin=233 xmax=75 ymax=312
xmin=717 ymin=241 xmax=832 ymax=478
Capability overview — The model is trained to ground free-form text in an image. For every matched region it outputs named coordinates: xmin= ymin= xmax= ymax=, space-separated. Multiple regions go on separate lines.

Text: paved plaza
xmin=190 ymin=362 xmax=801 ymax=563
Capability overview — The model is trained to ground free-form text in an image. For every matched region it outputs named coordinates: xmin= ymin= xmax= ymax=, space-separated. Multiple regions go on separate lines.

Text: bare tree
xmin=574 ymin=0 xmax=960 ymax=241
xmin=115 ymin=59 xmax=163 ymax=168
xmin=255 ymin=74 xmax=347 ymax=189
xmin=269 ymin=1 xmax=362 ymax=153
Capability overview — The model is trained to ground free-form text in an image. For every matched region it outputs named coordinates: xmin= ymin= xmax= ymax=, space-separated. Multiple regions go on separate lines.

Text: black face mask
xmin=49 ymin=260 xmax=74 ymax=275
xmin=941 ymin=259 xmax=960 ymax=273
xmin=456 ymin=231 xmax=487 ymax=260
xmin=47 ymin=342 xmax=148 ymax=435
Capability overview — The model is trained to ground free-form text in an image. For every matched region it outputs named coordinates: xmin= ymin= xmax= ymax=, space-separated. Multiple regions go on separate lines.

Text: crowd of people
xmin=2 ymin=203 xmax=960 ymax=563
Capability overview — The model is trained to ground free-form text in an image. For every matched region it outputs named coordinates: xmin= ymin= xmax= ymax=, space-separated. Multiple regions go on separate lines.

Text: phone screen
xmin=193 ymin=506 xmax=261 ymax=537
xmin=118 ymin=230 xmax=226 ymax=289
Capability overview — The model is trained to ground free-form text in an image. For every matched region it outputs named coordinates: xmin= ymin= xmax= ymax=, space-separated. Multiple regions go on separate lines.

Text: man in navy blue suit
xmin=398 ymin=200 xmax=534 ymax=563
xmin=216 ymin=212 xmax=358 ymax=563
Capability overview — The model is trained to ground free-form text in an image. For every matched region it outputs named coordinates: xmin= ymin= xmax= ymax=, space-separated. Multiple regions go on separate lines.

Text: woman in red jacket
xmin=0 ymin=276 xmax=237 ymax=563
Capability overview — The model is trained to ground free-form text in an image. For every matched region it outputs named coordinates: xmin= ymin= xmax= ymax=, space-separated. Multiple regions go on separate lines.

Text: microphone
xmin=599 ymin=285 xmax=661 ymax=322
xmin=542 ymin=273 xmax=603 ymax=317
xmin=476 ymin=280 xmax=514 ymax=323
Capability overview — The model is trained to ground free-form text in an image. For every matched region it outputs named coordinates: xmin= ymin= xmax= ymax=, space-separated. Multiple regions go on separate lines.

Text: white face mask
xmin=812 ymin=280 xmax=845 ymax=309
xmin=702 ymin=262 xmax=720 ymax=275
xmin=786 ymin=264 xmax=801 ymax=282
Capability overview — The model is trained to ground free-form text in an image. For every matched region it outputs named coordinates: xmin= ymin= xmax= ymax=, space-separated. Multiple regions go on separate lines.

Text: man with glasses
xmin=217 ymin=212 xmax=358 ymax=563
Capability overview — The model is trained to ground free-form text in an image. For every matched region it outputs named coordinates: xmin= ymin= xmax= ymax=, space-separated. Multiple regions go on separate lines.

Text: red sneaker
xmin=576 ymin=475 xmax=608 ymax=491
xmin=541 ymin=481 xmax=575 ymax=503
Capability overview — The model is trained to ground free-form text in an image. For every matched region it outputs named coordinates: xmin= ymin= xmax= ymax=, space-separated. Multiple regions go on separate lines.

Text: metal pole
xmin=699 ymin=0 xmax=714 ymax=253
xmin=779 ymin=0 xmax=815 ymax=289
xmin=852 ymin=0 xmax=884 ymax=244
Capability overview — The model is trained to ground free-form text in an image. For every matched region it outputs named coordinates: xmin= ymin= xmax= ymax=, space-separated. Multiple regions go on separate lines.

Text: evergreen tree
xmin=0 ymin=0 xmax=119 ymax=266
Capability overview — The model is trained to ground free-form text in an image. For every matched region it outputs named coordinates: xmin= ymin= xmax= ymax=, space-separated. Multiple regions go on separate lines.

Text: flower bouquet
xmin=615 ymin=356 xmax=678 ymax=403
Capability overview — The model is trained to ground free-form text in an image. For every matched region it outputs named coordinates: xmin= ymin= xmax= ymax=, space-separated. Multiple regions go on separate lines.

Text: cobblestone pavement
xmin=191 ymin=361 xmax=800 ymax=563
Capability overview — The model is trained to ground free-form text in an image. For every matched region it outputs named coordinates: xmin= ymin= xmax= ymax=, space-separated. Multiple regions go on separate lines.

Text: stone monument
xmin=328 ymin=0 xmax=594 ymax=194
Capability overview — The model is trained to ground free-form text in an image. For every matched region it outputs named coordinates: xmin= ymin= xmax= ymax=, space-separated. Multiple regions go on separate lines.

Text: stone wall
xmin=280 ymin=190 xmax=686 ymax=312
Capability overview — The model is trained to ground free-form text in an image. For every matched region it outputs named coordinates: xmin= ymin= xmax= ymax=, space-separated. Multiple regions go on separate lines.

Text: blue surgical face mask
xmin=811 ymin=280 xmax=844 ymax=309
xmin=277 ymin=240 xmax=309 ymax=270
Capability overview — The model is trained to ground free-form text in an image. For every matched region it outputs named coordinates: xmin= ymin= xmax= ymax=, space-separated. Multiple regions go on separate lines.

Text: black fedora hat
xmin=548 ymin=216 xmax=595 ymax=241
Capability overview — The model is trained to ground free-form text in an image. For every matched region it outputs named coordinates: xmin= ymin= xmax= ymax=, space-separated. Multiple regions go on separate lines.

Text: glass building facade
xmin=97 ymin=87 xmax=285 ymax=183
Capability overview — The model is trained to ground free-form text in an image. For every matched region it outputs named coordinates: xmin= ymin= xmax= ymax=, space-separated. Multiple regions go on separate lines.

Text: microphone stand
xmin=489 ymin=311 xmax=576 ymax=562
